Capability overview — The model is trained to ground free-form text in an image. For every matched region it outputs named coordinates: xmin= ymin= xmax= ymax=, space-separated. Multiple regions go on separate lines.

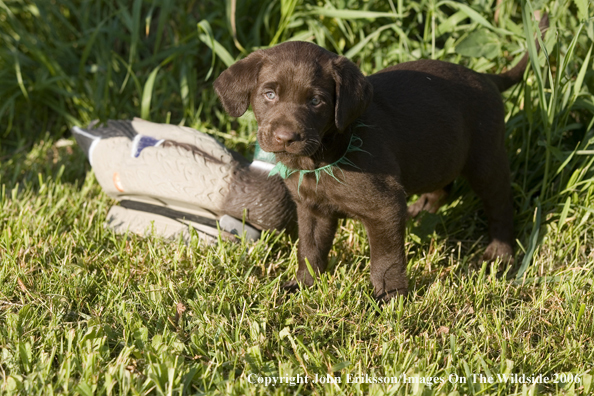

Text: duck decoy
xmin=72 ymin=118 xmax=296 ymax=244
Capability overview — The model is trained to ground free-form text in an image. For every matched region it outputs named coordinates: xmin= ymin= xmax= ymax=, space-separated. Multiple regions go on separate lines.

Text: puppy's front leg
xmin=362 ymin=190 xmax=409 ymax=302
xmin=283 ymin=203 xmax=338 ymax=290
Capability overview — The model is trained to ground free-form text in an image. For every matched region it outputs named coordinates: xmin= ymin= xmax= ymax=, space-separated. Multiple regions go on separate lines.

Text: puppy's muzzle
xmin=260 ymin=124 xmax=320 ymax=156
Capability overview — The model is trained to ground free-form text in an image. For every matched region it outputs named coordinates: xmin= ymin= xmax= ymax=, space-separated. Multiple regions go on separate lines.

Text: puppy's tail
xmin=486 ymin=13 xmax=549 ymax=92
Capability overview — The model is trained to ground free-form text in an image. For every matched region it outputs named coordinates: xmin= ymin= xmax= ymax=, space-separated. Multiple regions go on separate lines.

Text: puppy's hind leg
xmin=463 ymin=148 xmax=514 ymax=263
xmin=362 ymin=187 xmax=409 ymax=302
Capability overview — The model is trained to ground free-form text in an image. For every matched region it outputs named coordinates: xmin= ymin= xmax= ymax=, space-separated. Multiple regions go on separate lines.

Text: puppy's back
xmin=362 ymin=60 xmax=505 ymax=194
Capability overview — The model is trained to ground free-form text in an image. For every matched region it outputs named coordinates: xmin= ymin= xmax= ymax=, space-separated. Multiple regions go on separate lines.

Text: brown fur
xmin=214 ymin=17 xmax=547 ymax=301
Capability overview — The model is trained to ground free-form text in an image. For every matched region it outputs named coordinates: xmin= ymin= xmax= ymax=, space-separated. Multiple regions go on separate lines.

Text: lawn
xmin=1 ymin=0 xmax=593 ymax=394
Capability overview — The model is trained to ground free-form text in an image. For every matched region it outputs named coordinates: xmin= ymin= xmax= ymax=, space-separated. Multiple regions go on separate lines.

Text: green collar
xmin=268 ymin=133 xmax=367 ymax=191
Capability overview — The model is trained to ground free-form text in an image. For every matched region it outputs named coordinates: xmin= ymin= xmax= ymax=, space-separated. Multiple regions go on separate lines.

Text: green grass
xmin=1 ymin=0 xmax=594 ymax=394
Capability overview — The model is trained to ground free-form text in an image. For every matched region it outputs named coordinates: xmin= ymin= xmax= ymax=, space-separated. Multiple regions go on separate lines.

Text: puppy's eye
xmin=265 ymin=91 xmax=276 ymax=101
xmin=310 ymin=96 xmax=321 ymax=106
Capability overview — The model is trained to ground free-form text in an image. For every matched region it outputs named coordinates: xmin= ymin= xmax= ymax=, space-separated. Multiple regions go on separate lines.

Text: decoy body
xmin=72 ymin=118 xmax=296 ymax=244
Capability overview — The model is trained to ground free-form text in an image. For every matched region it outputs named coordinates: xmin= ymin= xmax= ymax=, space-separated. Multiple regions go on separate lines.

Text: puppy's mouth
xmin=259 ymin=132 xmax=321 ymax=158
xmin=274 ymin=146 xmax=317 ymax=160
xmin=285 ymin=139 xmax=321 ymax=156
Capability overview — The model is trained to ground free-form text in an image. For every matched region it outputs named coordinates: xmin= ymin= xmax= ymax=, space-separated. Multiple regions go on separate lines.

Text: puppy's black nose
xmin=274 ymin=129 xmax=300 ymax=147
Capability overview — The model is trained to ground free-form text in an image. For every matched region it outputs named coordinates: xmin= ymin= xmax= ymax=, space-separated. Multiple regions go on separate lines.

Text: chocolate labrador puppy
xmin=214 ymin=17 xmax=547 ymax=301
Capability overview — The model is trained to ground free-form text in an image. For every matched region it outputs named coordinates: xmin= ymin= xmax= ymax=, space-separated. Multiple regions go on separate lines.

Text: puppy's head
xmin=214 ymin=42 xmax=373 ymax=165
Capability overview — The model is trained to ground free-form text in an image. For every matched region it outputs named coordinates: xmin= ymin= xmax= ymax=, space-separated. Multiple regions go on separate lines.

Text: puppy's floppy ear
xmin=331 ymin=56 xmax=373 ymax=131
xmin=214 ymin=51 xmax=263 ymax=117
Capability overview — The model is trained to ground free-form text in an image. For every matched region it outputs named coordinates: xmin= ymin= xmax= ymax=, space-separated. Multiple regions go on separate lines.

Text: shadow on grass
xmin=0 ymin=135 xmax=90 ymax=193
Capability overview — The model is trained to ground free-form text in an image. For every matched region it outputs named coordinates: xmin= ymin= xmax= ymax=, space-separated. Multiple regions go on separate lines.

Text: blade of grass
xmin=345 ymin=23 xmax=397 ymax=59
xmin=198 ymin=19 xmax=235 ymax=79
xmin=119 ymin=0 xmax=142 ymax=94
xmin=13 ymin=52 xmax=28 ymax=101
xmin=573 ymin=43 xmax=592 ymax=99
xmin=303 ymin=7 xmax=401 ymax=19
xmin=270 ymin=0 xmax=298 ymax=45
xmin=141 ymin=65 xmax=161 ymax=120
xmin=438 ymin=1 xmax=516 ymax=36
xmin=516 ymin=199 xmax=542 ymax=281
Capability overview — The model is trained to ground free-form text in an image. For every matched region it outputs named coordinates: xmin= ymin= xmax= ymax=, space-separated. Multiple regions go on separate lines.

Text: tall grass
xmin=0 ymin=0 xmax=593 ymax=394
